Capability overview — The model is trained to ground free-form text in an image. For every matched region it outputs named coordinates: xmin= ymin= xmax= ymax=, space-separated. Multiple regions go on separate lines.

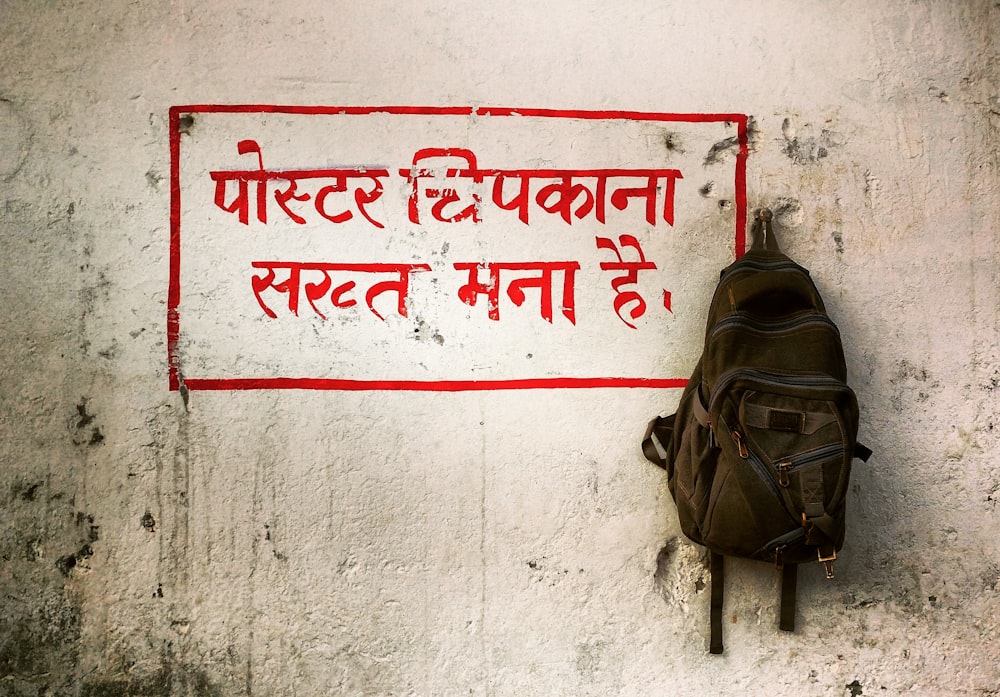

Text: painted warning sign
xmin=168 ymin=106 xmax=748 ymax=391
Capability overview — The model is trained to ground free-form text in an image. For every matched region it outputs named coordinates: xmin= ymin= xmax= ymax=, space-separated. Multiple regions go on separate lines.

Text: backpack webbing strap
xmin=779 ymin=563 xmax=798 ymax=631
xmin=742 ymin=403 xmax=836 ymax=435
xmin=800 ymin=465 xmax=826 ymax=520
xmin=855 ymin=442 xmax=873 ymax=462
xmin=641 ymin=414 xmax=674 ymax=470
xmin=710 ymin=552 xmax=725 ymax=654
xmin=692 ymin=386 xmax=710 ymax=428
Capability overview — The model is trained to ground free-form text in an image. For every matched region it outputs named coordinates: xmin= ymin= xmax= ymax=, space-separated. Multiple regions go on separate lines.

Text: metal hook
xmin=757 ymin=208 xmax=773 ymax=247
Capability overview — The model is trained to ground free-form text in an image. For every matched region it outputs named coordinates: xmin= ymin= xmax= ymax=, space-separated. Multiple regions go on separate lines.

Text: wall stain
xmin=863 ymin=170 xmax=881 ymax=208
xmin=78 ymin=270 xmax=112 ymax=356
xmin=0 ymin=587 xmax=81 ymax=694
xmin=705 ymin=136 xmax=738 ymax=165
xmin=653 ymin=537 xmax=678 ymax=583
xmin=146 ymin=168 xmax=164 ymax=190
xmin=1 ymin=470 xmax=87 ymax=694
xmin=832 ymin=230 xmax=845 ymax=255
xmin=410 ymin=318 xmax=445 ymax=346
xmin=663 ymin=131 xmax=684 ymax=153
xmin=10 ymin=479 xmax=44 ymax=502
xmin=72 ymin=398 xmax=105 ymax=447
xmin=0 ymin=96 xmax=33 ymax=181
xmin=781 ymin=117 xmax=845 ymax=165
xmin=982 ymin=368 xmax=1000 ymax=392
xmin=889 ymin=359 xmax=940 ymax=411
xmin=575 ymin=639 xmax=607 ymax=680
xmin=526 ymin=556 xmax=572 ymax=586
xmin=653 ymin=537 xmax=708 ymax=610
xmin=177 ymin=114 xmax=195 ymax=136
xmin=773 ymin=198 xmax=805 ymax=228
xmin=141 ymin=510 xmax=157 ymax=532
xmin=55 ymin=512 xmax=99 ymax=576
xmin=80 ymin=660 xmax=223 ymax=697
xmin=703 ymin=117 xmax=759 ymax=166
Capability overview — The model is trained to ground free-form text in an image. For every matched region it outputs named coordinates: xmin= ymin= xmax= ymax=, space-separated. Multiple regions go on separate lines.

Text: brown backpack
xmin=642 ymin=208 xmax=871 ymax=654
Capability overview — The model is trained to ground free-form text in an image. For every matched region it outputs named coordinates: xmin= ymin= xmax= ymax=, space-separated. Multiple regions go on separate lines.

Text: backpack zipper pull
xmin=817 ymin=548 xmax=837 ymax=579
xmin=776 ymin=460 xmax=792 ymax=487
xmin=731 ymin=430 xmax=748 ymax=459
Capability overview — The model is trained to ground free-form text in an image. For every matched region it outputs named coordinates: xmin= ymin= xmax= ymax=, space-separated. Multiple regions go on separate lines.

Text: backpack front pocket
xmin=739 ymin=385 xmax=853 ymax=518
xmin=705 ymin=370 xmax=859 ymax=558
xmin=700 ymin=413 xmax=801 ymax=558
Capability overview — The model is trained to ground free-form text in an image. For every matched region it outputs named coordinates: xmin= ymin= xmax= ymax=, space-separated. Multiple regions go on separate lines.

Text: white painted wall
xmin=1 ymin=1 xmax=998 ymax=695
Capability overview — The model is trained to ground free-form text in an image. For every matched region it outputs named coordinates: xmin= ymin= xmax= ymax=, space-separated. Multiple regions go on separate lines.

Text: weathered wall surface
xmin=1 ymin=1 xmax=998 ymax=695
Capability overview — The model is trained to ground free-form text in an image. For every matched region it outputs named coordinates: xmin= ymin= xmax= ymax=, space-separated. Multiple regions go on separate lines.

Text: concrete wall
xmin=1 ymin=1 xmax=998 ymax=695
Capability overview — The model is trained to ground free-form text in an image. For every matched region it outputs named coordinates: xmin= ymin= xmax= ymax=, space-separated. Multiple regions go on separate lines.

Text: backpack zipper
xmin=709 ymin=314 xmax=840 ymax=340
xmin=719 ymin=258 xmax=810 ymax=283
xmin=774 ymin=443 xmax=844 ymax=487
xmin=708 ymin=369 xmax=853 ymax=416
xmin=762 ymin=527 xmax=807 ymax=561
xmin=721 ymin=417 xmax=783 ymax=502
xmin=746 ymin=435 xmax=784 ymax=501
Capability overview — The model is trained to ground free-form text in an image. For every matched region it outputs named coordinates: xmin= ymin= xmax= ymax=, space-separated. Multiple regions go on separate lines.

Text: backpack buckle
xmin=817 ymin=548 xmax=836 ymax=579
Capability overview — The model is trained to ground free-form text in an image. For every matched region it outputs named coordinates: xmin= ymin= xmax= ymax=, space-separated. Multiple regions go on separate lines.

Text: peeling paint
xmin=703 ymin=117 xmax=760 ymax=166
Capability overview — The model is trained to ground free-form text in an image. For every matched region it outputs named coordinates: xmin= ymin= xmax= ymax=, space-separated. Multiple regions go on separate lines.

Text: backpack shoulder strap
xmin=641 ymin=414 xmax=674 ymax=470
xmin=779 ymin=563 xmax=798 ymax=632
xmin=710 ymin=552 xmax=725 ymax=654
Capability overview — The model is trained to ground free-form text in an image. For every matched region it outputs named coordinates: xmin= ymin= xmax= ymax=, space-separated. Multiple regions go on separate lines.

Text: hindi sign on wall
xmin=168 ymin=106 xmax=748 ymax=391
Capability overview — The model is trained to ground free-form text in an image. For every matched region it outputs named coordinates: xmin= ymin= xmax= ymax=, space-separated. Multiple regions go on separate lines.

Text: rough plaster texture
xmin=1 ymin=1 xmax=998 ymax=695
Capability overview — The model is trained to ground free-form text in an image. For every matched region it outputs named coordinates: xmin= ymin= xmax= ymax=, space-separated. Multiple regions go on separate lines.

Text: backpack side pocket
xmin=665 ymin=367 xmax=716 ymax=545
xmin=642 ymin=363 xmax=716 ymax=546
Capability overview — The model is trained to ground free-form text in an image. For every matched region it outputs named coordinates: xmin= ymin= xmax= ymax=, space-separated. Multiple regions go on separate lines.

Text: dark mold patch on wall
xmin=10 ymin=479 xmax=44 ymax=502
xmin=79 ymin=660 xmax=224 ymax=697
xmin=71 ymin=398 xmax=104 ymax=447
xmin=55 ymin=512 xmax=100 ymax=576
xmin=0 ymin=586 xmax=81 ymax=695
xmin=0 ymin=476 xmax=90 ymax=696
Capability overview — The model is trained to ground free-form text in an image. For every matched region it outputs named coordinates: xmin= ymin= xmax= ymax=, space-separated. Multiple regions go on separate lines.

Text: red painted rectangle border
xmin=168 ymin=105 xmax=748 ymax=392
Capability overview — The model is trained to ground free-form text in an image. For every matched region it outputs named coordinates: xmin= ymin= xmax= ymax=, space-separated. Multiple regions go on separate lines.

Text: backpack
xmin=641 ymin=208 xmax=871 ymax=654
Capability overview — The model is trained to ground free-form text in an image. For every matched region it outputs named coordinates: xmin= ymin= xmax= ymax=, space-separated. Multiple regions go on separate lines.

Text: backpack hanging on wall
xmin=641 ymin=208 xmax=871 ymax=654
